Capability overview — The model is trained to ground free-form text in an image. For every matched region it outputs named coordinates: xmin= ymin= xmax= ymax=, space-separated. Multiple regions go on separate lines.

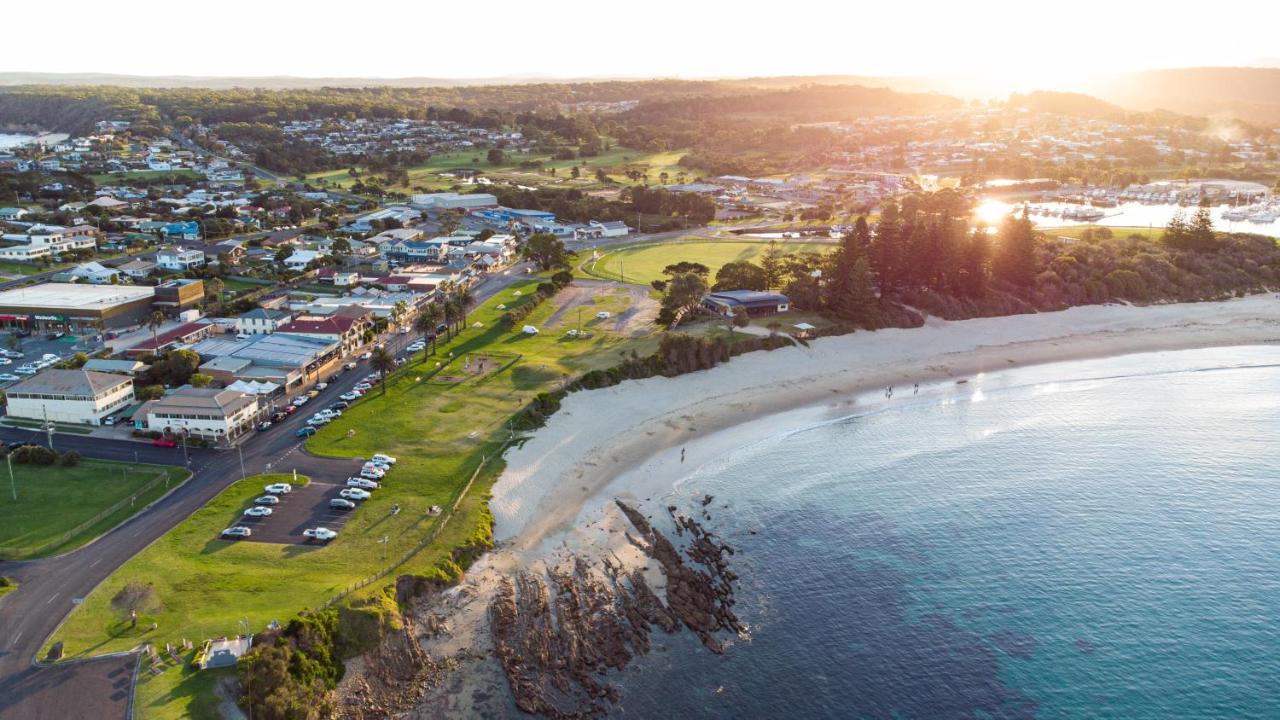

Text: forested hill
xmin=1090 ymin=67 xmax=1280 ymax=125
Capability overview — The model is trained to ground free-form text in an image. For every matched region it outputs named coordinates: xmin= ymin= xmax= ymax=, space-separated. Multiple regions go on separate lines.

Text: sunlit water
xmin=612 ymin=346 xmax=1280 ymax=719
xmin=977 ymin=199 xmax=1280 ymax=238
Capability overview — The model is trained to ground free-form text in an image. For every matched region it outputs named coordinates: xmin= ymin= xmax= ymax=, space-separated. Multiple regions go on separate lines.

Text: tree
xmin=992 ymin=209 xmax=1037 ymax=289
xmin=658 ymin=272 xmax=708 ymax=327
xmin=111 ymin=581 xmax=160 ymax=625
xmin=146 ymin=310 xmax=165 ymax=350
xmin=189 ymin=373 xmax=213 ymax=388
xmin=1165 ymin=200 xmax=1218 ymax=251
xmin=330 ymin=236 xmax=351 ymax=258
xmin=712 ymin=261 xmax=767 ymax=291
xmin=726 ymin=305 xmax=750 ymax=334
xmin=521 ymin=233 xmax=571 ymax=271
xmin=487 ymin=147 xmax=506 ymax=165
xmin=204 ymin=277 xmax=224 ymax=304
xmin=369 ymin=347 xmax=395 ymax=395
xmin=274 ymin=246 xmax=293 ymax=268
xmin=413 ymin=309 xmax=438 ymax=359
xmin=759 ymin=241 xmax=785 ymax=289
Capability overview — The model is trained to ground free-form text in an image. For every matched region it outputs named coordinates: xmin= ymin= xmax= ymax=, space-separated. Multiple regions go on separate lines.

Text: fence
xmin=0 ymin=469 xmax=172 ymax=560
xmin=320 ymin=438 xmax=510 ymax=609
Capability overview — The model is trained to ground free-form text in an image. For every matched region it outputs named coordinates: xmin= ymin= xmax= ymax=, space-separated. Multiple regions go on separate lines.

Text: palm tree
xmin=442 ymin=299 xmax=459 ymax=342
xmin=146 ymin=310 xmax=165 ymax=350
xmin=412 ymin=310 xmax=437 ymax=361
xmin=369 ymin=347 xmax=395 ymax=395
xmin=453 ymin=287 xmax=474 ymax=333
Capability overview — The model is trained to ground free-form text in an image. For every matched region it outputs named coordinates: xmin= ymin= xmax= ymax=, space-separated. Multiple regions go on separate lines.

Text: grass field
xmin=1045 ymin=225 xmax=1165 ymax=242
xmin=306 ymin=145 xmax=704 ymax=193
xmin=49 ymin=277 xmax=659 ymax=713
xmin=89 ymin=170 xmax=202 ymax=185
xmin=581 ymin=239 xmax=836 ymax=286
xmin=0 ymin=461 xmax=187 ymax=559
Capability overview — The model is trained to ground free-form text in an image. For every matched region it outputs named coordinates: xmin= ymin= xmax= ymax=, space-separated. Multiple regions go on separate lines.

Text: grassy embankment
xmin=50 ymin=277 xmax=657 ymax=718
xmin=0 ymin=460 xmax=187 ymax=560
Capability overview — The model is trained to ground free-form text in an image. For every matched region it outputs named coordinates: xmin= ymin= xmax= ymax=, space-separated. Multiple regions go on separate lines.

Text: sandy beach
xmin=492 ymin=295 xmax=1280 ymax=556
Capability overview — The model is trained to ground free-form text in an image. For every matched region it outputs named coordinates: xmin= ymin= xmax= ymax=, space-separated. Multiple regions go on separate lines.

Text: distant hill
xmin=1089 ymin=67 xmax=1280 ymax=124
xmin=1008 ymin=91 xmax=1128 ymax=119
xmin=0 ymin=72 xmax=632 ymax=90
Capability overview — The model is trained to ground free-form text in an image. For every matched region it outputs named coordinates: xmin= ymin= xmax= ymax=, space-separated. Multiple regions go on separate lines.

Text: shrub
xmin=12 ymin=445 xmax=57 ymax=465
xmin=60 ymin=450 xmax=80 ymax=467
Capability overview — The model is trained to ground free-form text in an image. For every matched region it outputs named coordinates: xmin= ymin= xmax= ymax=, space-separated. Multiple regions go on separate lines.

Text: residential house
xmin=117 ymin=259 xmax=157 ymax=280
xmin=56 ymin=262 xmax=120 ymax=285
xmin=236 ymin=307 xmax=293 ymax=336
xmin=156 ymin=247 xmax=206 ymax=272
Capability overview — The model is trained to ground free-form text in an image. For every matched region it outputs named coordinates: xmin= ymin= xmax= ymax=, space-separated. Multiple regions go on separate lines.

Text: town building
xmin=5 ymin=369 xmax=136 ymax=426
xmin=153 ymin=278 xmax=205 ymax=311
xmin=191 ymin=332 xmax=342 ymax=389
xmin=235 ymin=307 xmax=292 ymax=336
xmin=410 ymin=192 xmax=498 ymax=210
xmin=703 ymin=290 xmax=791 ymax=317
xmin=141 ymin=387 xmax=261 ymax=442
xmin=0 ymin=283 xmax=155 ymax=333
xmin=156 ymin=247 xmax=206 ymax=272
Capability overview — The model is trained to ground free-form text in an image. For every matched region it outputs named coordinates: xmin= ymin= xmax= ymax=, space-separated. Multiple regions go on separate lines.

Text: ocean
xmin=608 ymin=346 xmax=1280 ymax=719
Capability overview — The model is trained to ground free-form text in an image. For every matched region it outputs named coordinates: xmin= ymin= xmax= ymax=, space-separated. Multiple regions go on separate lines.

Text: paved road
xmin=0 ymin=327 xmax=422 ymax=720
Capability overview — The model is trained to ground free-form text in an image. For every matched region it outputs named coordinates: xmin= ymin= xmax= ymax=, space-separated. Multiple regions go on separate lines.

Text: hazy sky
xmin=4 ymin=0 xmax=1276 ymax=87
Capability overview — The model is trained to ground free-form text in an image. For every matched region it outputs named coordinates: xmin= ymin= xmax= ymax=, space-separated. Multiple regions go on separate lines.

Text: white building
xmin=142 ymin=387 xmax=261 ymax=442
xmin=156 ymin=247 xmax=206 ymax=271
xmin=235 ymin=307 xmax=293 ymax=336
xmin=6 ymin=369 xmax=135 ymax=426
xmin=410 ymin=192 xmax=498 ymax=210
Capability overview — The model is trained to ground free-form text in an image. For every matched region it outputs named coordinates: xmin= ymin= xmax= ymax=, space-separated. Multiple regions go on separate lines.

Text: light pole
xmin=7 ymin=452 xmax=14 ymax=501
xmin=236 ymin=443 xmax=246 ymax=481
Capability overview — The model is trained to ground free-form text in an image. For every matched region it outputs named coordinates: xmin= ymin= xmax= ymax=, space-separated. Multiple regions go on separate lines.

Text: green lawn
xmin=48 ymin=278 xmax=659 ymax=702
xmin=306 ymin=145 xmax=706 ymax=192
xmin=1045 ymin=225 xmax=1165 ymax=242
xmin=581 ymin=239 xmax=836 ymax=286
xmin=0 ymin=461 xmax=187 ymax=560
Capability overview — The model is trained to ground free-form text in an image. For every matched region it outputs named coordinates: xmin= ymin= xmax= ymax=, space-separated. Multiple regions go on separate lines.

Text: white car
xmin=596 ymin=311 xmax=611 ymax=319
xmin=353 ymin=383 xmax=372 ymax=392
xmin=340 ymin=391 xmax=360 ymax=401
xmin=372 ymin=453 xmax=397 ymax=465
xmin=521 ymin=325 xmax=538 ymax=335
xmin=40 ymin=353 xmax=58 ymax=362
xmin=346 ymin=477 xmax=379 ymax=490
xmin=264 ymin=483 xmax=293 ymax=494
xmin=316 ymin=382 xmax=328 ymax=390
xmin=307 ymin=414 xmax=331 ymax=426
xmin=0 ymin=358 xmax=11 ymax=365
xmin=339 ymin=488 xmax=371 ymax=501
xmin=0 ymin=350 xmax=22 ymax=358
xmin=254 ymin=495 xmax=281 ymax=506
xmin=292 ymin=395 xmax=309 ymax=406
xmin=0 ymin=373 xmax=19 ymax=382
xmin=243 ymin=506 xmax=273 ymax=517
xmin=15 ymin=365 xmax=37 ymax=375
xmin=360 ymin=351 xmax=372 ymax=360
xmin=344 ymin=362 xmax=358 ymax=370
xmin=221 ymin=526 xmax=252 ymax=539
xmin=359 ymin=466 xmax=385 ymax=479
xmin=303 ymin=527 xmax=338 ymax=541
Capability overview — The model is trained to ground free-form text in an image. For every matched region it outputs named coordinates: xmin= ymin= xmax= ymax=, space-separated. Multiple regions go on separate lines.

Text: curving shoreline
xmin=492 ymin=294 xmax=1280 ymax=555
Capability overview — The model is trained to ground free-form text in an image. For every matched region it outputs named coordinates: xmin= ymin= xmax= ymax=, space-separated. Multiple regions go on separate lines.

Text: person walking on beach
xmin=681 ymin=447 xmax=686 ymax=463
xmin=914 ymin=383 xmax=919 ymax=395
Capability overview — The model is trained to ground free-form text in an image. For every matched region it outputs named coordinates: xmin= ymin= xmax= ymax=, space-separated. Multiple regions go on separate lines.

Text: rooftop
xmin=147 ymin=387 xmax=257 ymax=416
xmin=0 ymin=283 xmax=153 ymax=310
xmin=8 ymin=368 xmax=131 ymax=397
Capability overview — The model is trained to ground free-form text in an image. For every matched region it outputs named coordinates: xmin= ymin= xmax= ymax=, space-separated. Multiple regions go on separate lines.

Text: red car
xmin=284 ymin=405 xmax=298 ymax=414
xmin=152 ymin=437 xmax=177 ymax=448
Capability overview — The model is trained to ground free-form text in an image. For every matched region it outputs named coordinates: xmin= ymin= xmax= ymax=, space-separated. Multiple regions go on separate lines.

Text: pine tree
xmin=871 ymin=202 xmax=903 ymax=294
xmin=839 ymin=252 xmax=881 ymax=328
xmin=993 ymin=209 xmax=1037 ymax=289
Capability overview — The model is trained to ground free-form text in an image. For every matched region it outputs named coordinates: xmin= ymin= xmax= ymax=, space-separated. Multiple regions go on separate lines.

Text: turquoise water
xmin=616 ymin=346 xmax=1280 ymax=719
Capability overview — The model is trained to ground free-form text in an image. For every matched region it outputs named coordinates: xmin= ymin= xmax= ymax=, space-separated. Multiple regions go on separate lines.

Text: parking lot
xmin=236 ymin=479 xmax=359 ymax=545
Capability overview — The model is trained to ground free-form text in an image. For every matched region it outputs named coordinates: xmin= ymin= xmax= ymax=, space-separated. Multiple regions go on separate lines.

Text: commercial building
xmin=191 ymin=332 xmax=342 ymax=389
xmin=274 ymin=308 xmax=373 ymax=355
xmin=0 ymin=283 xmax=155 ymax=333
xmin=141 ymin=387 xmax=261 ymax=442
xmin=153 ymin=278 xmax=205 ymax=311
xmin=410 ymin=192 xmax=498 ymax=210
xmin=6 ymin=369 xmax=135 ymax=426
xmin=124 ymin=320 xmax=218 ymax=358
xmin=236 ymin=308 xmax=293 ymax=336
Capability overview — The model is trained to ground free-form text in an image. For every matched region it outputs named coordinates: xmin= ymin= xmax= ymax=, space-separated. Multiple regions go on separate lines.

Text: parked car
xmin=264 ymin=483 xmax=292 ymax=494
xmin=339 ymin=392 xmax=359 ymax=401
xmin=346 ymin=477 xmax=379 ymax=490
xmin=360 ymin=351 xmax=372 ymax=360
xmin=256 ymin=421 xmax=273 ymax=431
xmin=0 ymin=357 xmax=12 ymax=365
xmin=295 ymin=426 xmax=317 ymax=438
xmin=254 ymin=495 xmax=280 ymax=506
xmin=339 ymin=488 xmax=371 ymax=501
xmin=354 ymin=383 xmax=372 ymax=392
xmin=522 ymin=325 xmax=538 ymax=335
xmin=344 ymin=362 xmax=358 ymax=370
xmin=331 ymin=401 xmax=349 ymax=411
xmin=303 ymin=527 xmax=338 ymax=541
xmin=359 ymin=467 xmax=385 ymax=480
xmin=0 ymin=349 xmax=22 ymax=358
xmin=40 ymin=353 xmax=58 ymax=362
xmin=0 ymin=373 xmax=20 ymax=382
xmin=15 ymin=365 xmax=37 ymax=375
xmin=315 ymin=382 xmax=328 ymax=391
xmin=221 ymin=526 xmax=252 ymax=539
xmin=596 ymin=311 xmax=611 ymax=319
xmin=271 ymin=411 xmax=288 ymax=422
xmin=243 ymin=506 xmax=273 ymax=517
xmin=102 ymin=416 xmax=118 ymax=426
xmin=292 ymin=395 xmax=309 ymax=406
xmin=372 ymin=453 xmax=397 ymax=465
xmin=284 ymin=405 xmax=298 ymax=414
xmin=152 ymin=437 xmax=177 ymax=448
xmin=329 ymin=498 xmax=356 ymax=511
xmin=307 ymin=389 xmax=320 ymax=399
xmin=306 ymin=415 xmax=330 ymax=426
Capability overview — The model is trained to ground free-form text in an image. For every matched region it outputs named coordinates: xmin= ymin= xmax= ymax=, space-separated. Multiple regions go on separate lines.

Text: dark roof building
xmin=703 ymin=290 xmax=791 ymax=317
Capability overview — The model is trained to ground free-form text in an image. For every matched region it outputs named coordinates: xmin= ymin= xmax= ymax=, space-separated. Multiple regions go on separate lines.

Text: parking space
xmin=237 ymin=479 xmax=358 ymax=545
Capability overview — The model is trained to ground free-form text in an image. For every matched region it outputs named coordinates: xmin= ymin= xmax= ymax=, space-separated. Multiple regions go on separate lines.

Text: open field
xmin=49 ymin=277 xmax=660 ymax=707
xmin=0 ymin=461 xmax=187 ymax=560
xmin=305 ymin=145 xmax=705 ymax=193
xmin=1045 ymin=224 xmax=1165 ymax=242
xmin=581 ymin=238 xmax=836 ymax=286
